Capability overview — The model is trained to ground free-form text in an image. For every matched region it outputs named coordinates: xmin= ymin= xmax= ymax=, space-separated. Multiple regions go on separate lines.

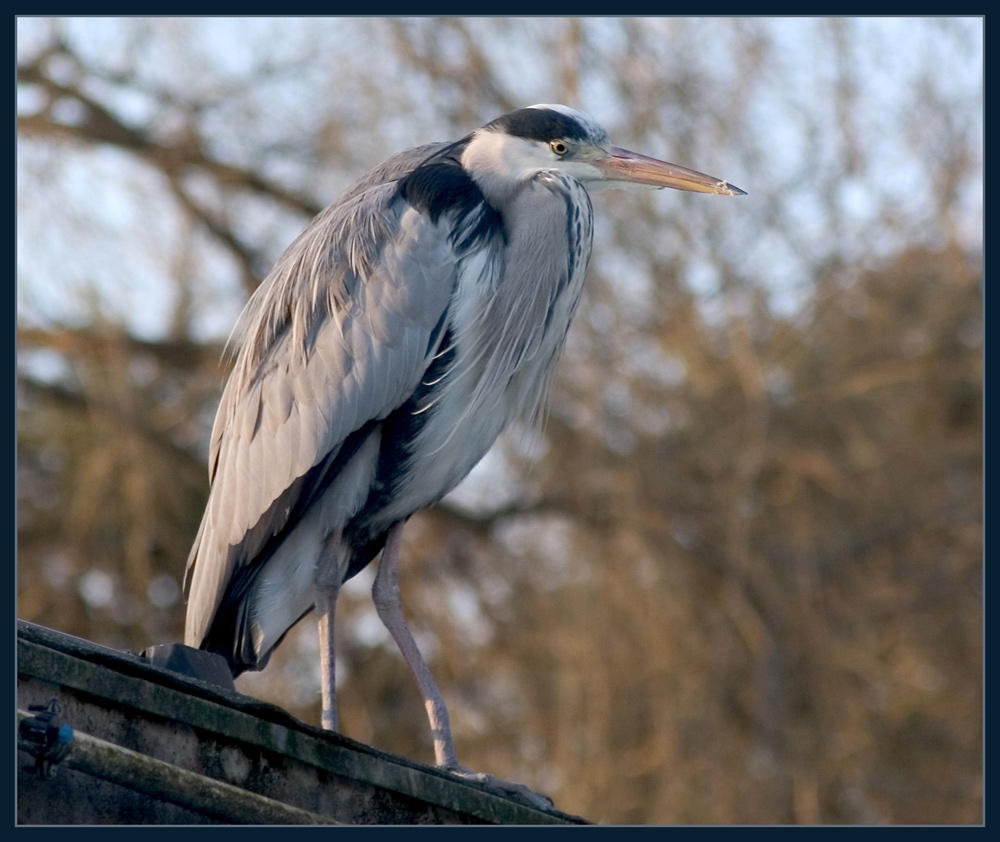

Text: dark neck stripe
xmin=396 ymin=142 xmax=505 ymax=250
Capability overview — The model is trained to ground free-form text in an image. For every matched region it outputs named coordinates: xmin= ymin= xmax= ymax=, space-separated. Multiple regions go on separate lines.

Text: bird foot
xmin=443 ymin=764 xmax=554 ymax=811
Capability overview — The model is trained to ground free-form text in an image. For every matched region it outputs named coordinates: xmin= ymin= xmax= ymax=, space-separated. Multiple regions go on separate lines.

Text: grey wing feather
xmin=184 ymin=142 xmax=456 ymax=647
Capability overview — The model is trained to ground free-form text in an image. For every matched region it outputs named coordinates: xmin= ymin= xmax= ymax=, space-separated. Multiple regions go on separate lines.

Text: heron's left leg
xmin=372 ymin=521 xmax=553 ymax=811
xmin=315 ymin=528 xmax=343 ymax=732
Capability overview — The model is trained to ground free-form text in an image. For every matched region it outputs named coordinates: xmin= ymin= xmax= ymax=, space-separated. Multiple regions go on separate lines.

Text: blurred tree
xmin=17 ymin=17 xmax=981 ymax=824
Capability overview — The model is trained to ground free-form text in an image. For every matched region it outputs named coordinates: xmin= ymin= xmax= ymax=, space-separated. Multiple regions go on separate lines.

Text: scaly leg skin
xmin=372 ymin=521 xmax=554 ymax=812
xmin=315 ymin=528 xmax=343 ymax=732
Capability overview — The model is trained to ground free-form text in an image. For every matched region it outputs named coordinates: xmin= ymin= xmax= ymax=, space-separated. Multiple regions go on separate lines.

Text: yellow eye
xmin=550 ymin=141 xmax=569 ymax=156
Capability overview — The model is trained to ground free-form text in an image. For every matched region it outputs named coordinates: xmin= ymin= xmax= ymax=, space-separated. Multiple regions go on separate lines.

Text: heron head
xmin=463 ymin=104 xmax=745 ymax=197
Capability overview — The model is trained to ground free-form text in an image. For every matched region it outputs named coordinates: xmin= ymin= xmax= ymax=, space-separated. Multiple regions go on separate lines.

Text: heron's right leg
xmin=371 ymin=521 xmax=460 ymax=768
xmin=315 ymin=528 xmax=343 ymax=731
xmin=371 ymin=522 xmax=553 ymax=811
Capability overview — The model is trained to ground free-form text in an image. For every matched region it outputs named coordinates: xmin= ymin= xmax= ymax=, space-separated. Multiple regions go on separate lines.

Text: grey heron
xmin=184 ymin=104 xmax=743 ymax=806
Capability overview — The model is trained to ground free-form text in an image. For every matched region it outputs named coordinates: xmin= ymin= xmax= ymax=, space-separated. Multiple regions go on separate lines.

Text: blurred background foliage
xmin=16 ymin=17 xmax=981 ymax=824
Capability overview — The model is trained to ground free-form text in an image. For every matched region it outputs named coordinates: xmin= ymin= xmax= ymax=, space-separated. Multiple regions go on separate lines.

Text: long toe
xmin=444 ymin=765 xmax=554 ymax=812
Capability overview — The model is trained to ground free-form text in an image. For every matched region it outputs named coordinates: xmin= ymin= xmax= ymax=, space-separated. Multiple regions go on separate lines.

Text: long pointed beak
xmin=595 ymin=146 xmax=746 ymax=196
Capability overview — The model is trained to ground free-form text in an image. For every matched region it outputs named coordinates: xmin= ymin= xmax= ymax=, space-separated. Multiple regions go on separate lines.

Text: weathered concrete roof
xmin=17 ymin=620 xmax=587 ymax=825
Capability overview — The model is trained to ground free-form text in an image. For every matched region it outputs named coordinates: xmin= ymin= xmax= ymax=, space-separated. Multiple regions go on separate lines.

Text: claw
xmin=444 ymin=764 xmax=554 ymax=811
